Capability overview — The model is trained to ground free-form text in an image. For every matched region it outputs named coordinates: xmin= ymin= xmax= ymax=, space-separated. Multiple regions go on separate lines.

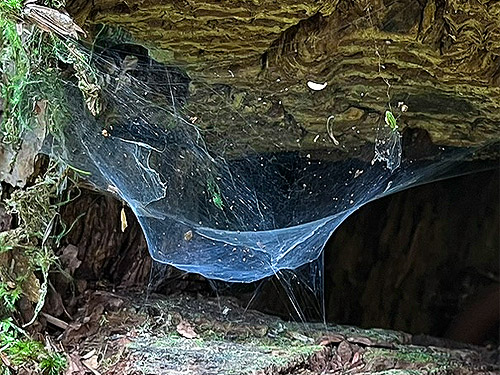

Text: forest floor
xmin=49 ymin=289 xmax=499 ymax=375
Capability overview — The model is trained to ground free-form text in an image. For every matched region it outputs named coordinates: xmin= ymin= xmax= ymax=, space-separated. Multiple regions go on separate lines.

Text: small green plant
xmin=0 ymin=17 xmax=31 ymax=144
xmin=40 ymin=352 xmax=67 ymax=375
xmin=0 ymin=0 xmax=95 ymax=145
xmin=207 ymin=177 xmax=224 ymax=210
xmin=0 ymin=318 xmax=24 ymax=347
xmin=384 ymin=110 xmax=397 ymax=130
xmin=0 ymin=318 xmax=67 ymax=374
xmin=0 ymin=282 xmax=22 ymax=313
xmin=8 ymin=339 xmax=45 ymax=363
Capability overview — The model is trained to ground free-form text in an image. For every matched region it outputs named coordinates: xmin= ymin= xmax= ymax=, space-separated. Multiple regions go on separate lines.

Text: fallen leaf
xmin=120 ymin=207 xmax=127 ymax=232
xmin=337 ymin=340 xmax=353 ymax=363
xmin=176 ymin=320 xmax=198 ymax=339
xmin=317 ymin=333 xmax=345 ymax=346
xmin=81 ymin=350 xmax=96 ymax=360
xmin=59 ymin=245 xmax=82 ymax=275
xmin=65 ymin=353 xmax=87 ymax=375
xmin=352 ymin=350 xmax=362 ymax=365
xmin=0 ymin=352 xmax=11 ymax=367
xmin=0 ymin=114 xmax=46 ymax=187
xmin=183 ymin=230 xmax=193 ymax=241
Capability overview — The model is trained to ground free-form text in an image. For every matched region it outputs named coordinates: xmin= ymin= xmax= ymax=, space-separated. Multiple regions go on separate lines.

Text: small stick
xmin=41 ymin=312 xmax=69 ymax=330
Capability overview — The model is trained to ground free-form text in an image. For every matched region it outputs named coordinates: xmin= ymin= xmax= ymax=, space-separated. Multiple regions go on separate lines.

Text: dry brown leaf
xmin=176 ymin=320 xmax=198 ymax=339
xmin=0 ymin=116 xmax=46 ymax=188
xmin=82 ymin=354 xmax=101 ymax=375
xmin=120 ymin=208 xmax=127 ymax=232
xmin=352 ymin=350 xmax=363 ymax=366
xmin=65 ymin=353 xmax=87 ymax=375
xmin=337 ymin=340 xmax=353 ymax=363
xmin=59 ymin=245 xmax=82 ymax=274
xmin=0 ymin=352 xmax=11 ymax=367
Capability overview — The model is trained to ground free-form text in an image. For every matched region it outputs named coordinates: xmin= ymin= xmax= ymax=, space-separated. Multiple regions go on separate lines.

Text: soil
xmin=35 ymin=288 xmax=499 ymax=375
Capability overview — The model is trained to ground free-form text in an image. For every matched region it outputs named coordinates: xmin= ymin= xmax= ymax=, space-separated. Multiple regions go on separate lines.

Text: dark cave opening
xmin=245 ymin=168 xmax=499 ymax=345
xmin=57 ymin=165 xmax=499 ymax=347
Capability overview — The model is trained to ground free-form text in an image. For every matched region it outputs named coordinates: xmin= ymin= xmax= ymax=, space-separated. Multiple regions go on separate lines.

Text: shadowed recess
xmin=45 ymin=31 xmax=497 ymax=283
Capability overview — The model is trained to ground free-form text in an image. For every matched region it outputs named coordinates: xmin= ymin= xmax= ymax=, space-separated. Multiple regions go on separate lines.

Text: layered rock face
xmin=66 ymin=0 xmax=499 ymax=157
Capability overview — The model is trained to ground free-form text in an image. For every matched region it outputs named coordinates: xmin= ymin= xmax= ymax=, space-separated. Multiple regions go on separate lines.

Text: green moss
xmin=257 ymin=335 xmax=320 ymax=356
xmin=0 ymin=318 xmax=67 ymax=374
xmin=395 ymin=350 xmax=434 ymax=363
xmin=128 ymin=324 xmax=323 ymax=375
xmin=0 ymin=19 xmax=31 ymax=144
xmin=0 ymin=0 xmax=97 ymax=145
xmin=200 ymin=329 xmax=226 ymax=341
xmin=0 ymin=282 xmax=22 ymax=313
xmin=39 ymin=352 xmax=67 ymax=375
xmin=364 ymin=345 xmax=452 ymax=369
xmin=0 ymin=0 xmax=23 ymax=16
xmin=0 ymin=21 xmax=71 ymax=144
xmin=261 ymin=341 xmax=322 ymax=365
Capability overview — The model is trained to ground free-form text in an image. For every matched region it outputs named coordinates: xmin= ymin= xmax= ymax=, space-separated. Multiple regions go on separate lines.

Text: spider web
xmin=44 ymin=22 xmax=495 ymax=285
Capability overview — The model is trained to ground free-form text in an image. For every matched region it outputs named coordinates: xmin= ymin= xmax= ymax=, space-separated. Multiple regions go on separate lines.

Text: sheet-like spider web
xmin=49 ymin=31 xmax=492 ymax=284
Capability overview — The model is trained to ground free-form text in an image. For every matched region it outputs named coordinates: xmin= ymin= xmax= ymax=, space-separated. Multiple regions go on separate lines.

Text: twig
xmin=41 ymin=312 xmax=69 ymax=330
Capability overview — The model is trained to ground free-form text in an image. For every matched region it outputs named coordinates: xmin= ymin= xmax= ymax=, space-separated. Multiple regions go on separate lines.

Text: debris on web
xmin=34 ymin=32 xmax=485 ymax=283
xmin=371 ymin=110 xmax=402 ymax=173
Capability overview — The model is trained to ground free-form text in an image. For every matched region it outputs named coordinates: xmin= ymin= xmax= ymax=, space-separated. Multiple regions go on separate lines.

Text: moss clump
xmin=0 ymin=318 xmax=67 ymax=375
xmin=0 ymin=161 xmax=78 ymax=375
xmin=0 ymin=2 xmax=96 ymax=373
xmin=364 ymin=345 xmax=453 ymax=372
xmin=0 ymin=0 xmax=98 ymax=145
xmin=0 ymin=163 xmax=76 ymax=375
xmin=0 ymin=0 xmax=23 ymax=18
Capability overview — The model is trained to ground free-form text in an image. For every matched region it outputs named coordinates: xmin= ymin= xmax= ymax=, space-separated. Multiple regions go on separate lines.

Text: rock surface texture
xmin=66 ymin=0 xmax=500 ymax=156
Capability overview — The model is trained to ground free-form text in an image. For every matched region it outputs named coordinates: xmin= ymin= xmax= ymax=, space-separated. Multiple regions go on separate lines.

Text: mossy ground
xmin=0 ymin=160 xmax=77 ymax=375
xmin=0 ymin=317 xmax=67 ymax=375
xmin=56 ymin=291 xmax=498 ymax=375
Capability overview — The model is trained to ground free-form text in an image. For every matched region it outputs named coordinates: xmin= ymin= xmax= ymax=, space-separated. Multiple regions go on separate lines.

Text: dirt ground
xmin=45 ymin=289 xmax=499 ymax=375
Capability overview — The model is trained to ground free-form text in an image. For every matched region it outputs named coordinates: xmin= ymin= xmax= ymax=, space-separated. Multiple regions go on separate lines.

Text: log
xmin=65 ymin=0 xmax=500 ymax=157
